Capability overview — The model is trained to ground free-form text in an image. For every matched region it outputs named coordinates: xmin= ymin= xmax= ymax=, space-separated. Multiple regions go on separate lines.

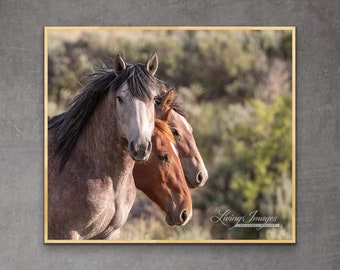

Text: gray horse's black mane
xmin=49 ymin=64 xmax=161 ymax=171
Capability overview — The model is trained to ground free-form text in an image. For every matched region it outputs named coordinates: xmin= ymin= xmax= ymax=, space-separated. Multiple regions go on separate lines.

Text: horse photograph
xmin=45 ymin=27 xmax=295 ymax=243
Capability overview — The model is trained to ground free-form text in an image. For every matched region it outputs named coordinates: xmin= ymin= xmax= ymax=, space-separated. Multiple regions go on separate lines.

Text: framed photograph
xmin=44 ymin=26 xmax=295 ymax=243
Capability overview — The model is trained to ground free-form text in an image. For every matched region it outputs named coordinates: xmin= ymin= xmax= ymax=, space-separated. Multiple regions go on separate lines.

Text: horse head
xmin=113 ymin=53 xmax=159 ymax=161
xmin=156 ymin=87 xmax=208 ymax=188
xmin=133 ymin=105 xmax=192 ymax=226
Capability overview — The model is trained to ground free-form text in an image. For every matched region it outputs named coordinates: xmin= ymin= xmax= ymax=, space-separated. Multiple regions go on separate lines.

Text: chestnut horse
xmin=156 ymin=87 xmax=208 ymax=188
xmin=48 ymin=54 xmax=160 ymax=240
xmin=133 ymin=113 xmax=192 ymax=226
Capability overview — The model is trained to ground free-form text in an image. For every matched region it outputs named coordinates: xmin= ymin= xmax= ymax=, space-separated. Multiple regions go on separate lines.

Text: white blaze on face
xmin=132 ymin=98 xmax=154 ymax=145
xmin=115 ymin=83 xmax=154 ymax=145
xmin=179 ymin=114 xmax=193 ymax=133
xmin=170 ymin=142 xmax=179 ymax=157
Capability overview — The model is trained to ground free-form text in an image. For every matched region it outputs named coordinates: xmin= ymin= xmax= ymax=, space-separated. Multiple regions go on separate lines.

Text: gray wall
xmin=0 ymin=1 xmax=338 ymax=269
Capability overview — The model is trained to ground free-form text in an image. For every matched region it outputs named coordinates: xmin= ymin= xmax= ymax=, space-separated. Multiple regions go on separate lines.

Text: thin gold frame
xmin=44 ymin=26 xmax=296 ymax=244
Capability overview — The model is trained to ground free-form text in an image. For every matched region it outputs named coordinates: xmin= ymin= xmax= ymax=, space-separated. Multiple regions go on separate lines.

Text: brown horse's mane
xmin=49 ymin=64 xmax=162 ymax=170
xmin=154 ymin=118 xmax=175 ymax=144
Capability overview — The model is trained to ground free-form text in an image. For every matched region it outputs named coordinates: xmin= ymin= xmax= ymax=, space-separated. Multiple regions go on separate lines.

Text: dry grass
xmin=120 ymin=191 xmax=212 ymax=241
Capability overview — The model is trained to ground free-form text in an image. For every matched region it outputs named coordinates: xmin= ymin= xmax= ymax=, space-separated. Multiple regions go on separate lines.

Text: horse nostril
xmin=180 ymin=210 xmax=188 ymax=223
xmin=129 ymin=141 xmax=138 ymax=156
xmin=196 ymin=172 xmax=203 ymax=184
xmin=147 ymin=141 xmax=152 ymax=152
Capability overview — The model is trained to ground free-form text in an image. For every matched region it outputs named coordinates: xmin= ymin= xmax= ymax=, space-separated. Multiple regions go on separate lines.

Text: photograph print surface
xmin=45 ymin=27 xmax=295 ymax=243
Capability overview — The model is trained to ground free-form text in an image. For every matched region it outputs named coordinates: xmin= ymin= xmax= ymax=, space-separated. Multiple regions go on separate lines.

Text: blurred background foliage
xmin=48 ymin=29 xmax=293 ymax=240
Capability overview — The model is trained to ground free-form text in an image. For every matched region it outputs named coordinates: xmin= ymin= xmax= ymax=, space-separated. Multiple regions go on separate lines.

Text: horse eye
xmin=116 ymin=96 xmax=123 ymax=104
xmin=158 ymin=154 xmax=169 ymax=162
xmin=171 ymin=128 xmax=179 ymax=137
xmin=154 ymin=96 xmax=160 ymax=105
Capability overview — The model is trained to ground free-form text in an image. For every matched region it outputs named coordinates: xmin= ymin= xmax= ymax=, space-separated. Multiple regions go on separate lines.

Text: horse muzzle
xmin=165 ymin=208 xmax=192 ymax=226
xmin=129 ymin=140 xmax=152 ymax=161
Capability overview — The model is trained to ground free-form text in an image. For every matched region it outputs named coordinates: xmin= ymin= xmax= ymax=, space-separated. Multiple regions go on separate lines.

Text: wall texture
xmin=0 ymin=1 xmax=339 ymax=269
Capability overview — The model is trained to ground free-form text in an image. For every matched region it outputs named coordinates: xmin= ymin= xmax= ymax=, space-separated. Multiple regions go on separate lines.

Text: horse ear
xmin=146 ymin=52 xmax=158 ymax=75
xmin=162 ymin=88 xmax=175 ymax=109
xmin=113 ymin=54 xmax=126 ymax=72
xmin=160 ymin=89 xmax=175 ymax=121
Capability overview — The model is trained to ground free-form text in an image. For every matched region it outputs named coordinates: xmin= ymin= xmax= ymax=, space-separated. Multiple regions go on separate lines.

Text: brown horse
xmin=48 ymin=54 xmax=160 ymax=240
xmin=133 ymin=111 xmax=192 ymax=226
xmin=156 ymin=87 xmax=208 ymax=188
